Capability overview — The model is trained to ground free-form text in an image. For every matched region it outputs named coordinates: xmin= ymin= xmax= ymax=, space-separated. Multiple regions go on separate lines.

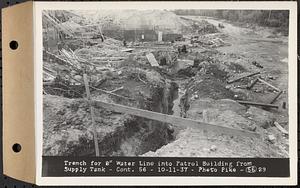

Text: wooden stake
xmin=91 ymin=99 xmax=260 ymax=138
xmin=83 ymin=74 xmax=100 ymax=157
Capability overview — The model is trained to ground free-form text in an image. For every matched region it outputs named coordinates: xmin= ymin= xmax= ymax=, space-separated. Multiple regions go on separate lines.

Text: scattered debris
xmin=227 ymin=72 xmax=260 ymax=84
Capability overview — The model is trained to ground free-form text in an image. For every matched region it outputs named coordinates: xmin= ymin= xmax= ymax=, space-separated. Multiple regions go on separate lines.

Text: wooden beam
xmin=257 ymin=78 xmax=280 ymax=92
xmin=91 ymin=100 xmax=260 ymax=138
xmin=247 ymin=78 xmax=259 ymax=89
xmin=83 ymin=74 xmax=100 ymax=157
xmin=70 ymin=76 xmax=134 ymax=100
xmin=227 ymin=72 xmax=260 ymax=84
xmin=236 ymin=100 xmax=279 ymax=108
xmin=146 ymin=53 xmax=159 ymax=67
xmin=274 ymin=121 xmax=288 ymax=135
xmin=269 ymin=90 xmax=283 ymax=104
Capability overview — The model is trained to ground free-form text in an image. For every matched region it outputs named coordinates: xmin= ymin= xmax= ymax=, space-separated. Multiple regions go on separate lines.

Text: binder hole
xmin=12 ymin=143 xmax=21 ymax=153
xmin=9 ymin=40 xmax=18 ymax=50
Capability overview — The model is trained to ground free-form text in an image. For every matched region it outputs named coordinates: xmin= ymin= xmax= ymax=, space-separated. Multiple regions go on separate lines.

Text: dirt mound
xmin=143 ymin=126 xmax=288 ymax=157
xmin=144 ymin=98 xmax=288 ymax=158
xmin=43 ymin=63 xmax=179 ymax=156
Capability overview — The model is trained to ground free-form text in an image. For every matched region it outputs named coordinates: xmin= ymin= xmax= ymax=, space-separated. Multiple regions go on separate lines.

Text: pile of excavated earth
xmin=43 ymin=10 xmax=289 ymax=157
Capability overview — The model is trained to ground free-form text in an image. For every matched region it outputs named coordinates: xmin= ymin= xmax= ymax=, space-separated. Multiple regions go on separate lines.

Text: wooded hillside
xmin=173 ymin=10 xmax=289 ymax=35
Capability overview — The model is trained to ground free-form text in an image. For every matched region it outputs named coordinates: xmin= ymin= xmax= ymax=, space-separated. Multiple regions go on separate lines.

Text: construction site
xmin=42 ymin=10 xmax=289 ymax=158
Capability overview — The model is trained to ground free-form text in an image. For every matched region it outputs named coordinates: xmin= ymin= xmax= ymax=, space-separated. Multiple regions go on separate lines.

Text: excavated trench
xmin=43 ymin=78 xmax=179 ymax=156
xmin=92 ymin=82 xmax=179 ymax=156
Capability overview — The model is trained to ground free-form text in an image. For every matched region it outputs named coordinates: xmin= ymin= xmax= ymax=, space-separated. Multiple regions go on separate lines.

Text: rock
xmin=267 ymin=134 xmax=276 ymax=143
xmin=210 ymin=145 xmax=217 ymax=151
xmin=74 ymin=75 xmax=82 ymax=81
xmin=225 ymin=85 xmax=231 ymax=89
xmin=247 ymin=124 xmax=257 ymax=132
xmin=194 ymin=94 xmax=199 ymax=99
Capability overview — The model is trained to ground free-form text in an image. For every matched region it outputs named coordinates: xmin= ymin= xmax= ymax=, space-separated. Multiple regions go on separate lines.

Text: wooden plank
xmin=91 ymin=100 xmax=260 ymax=138
xmin=146 ymin=53 xmax=159 ymax=67
xmin=236 ymin=100 xmax=279 ymax=108
xmin=44 ymin=50 xmax=80 ymax=70
xmin=247 ymin=78 xmax=259 ymax=89
xmin=121 ymin=49 xmax=134 ymax=53
xmin=274 ymin=121 xmax=288 ymax=135
xmin=158 ymin=31 xmax=163 ymax=42
xmin=227 ymin=72 xmax=260 ymax=84
xmin=269 ymin=90 xmax=283 ymax=104
xmin=92 ymin=56 xmax=126 ymax=61
xmin=257 ymin=78 xmax=280 ymax=92
xmin=70 ymin=76 xmax=133 ymax=100
xmin=83 ymin=74 xmax=100 ymax=157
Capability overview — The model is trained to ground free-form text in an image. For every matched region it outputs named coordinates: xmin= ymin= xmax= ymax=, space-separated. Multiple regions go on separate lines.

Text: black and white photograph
xmin=42 ymin=8 xmax=290 ymax=158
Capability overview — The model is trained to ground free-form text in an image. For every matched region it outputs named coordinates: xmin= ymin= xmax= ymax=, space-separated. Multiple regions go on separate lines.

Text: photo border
xmin=34 ymin=1 xmax=297 ymax=185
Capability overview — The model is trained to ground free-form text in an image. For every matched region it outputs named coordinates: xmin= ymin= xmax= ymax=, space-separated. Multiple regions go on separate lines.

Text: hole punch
xmin=9 ymin=40 xmax=18 ymax=50
xmin=12 ymin=143 xmax=22 ymax=153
